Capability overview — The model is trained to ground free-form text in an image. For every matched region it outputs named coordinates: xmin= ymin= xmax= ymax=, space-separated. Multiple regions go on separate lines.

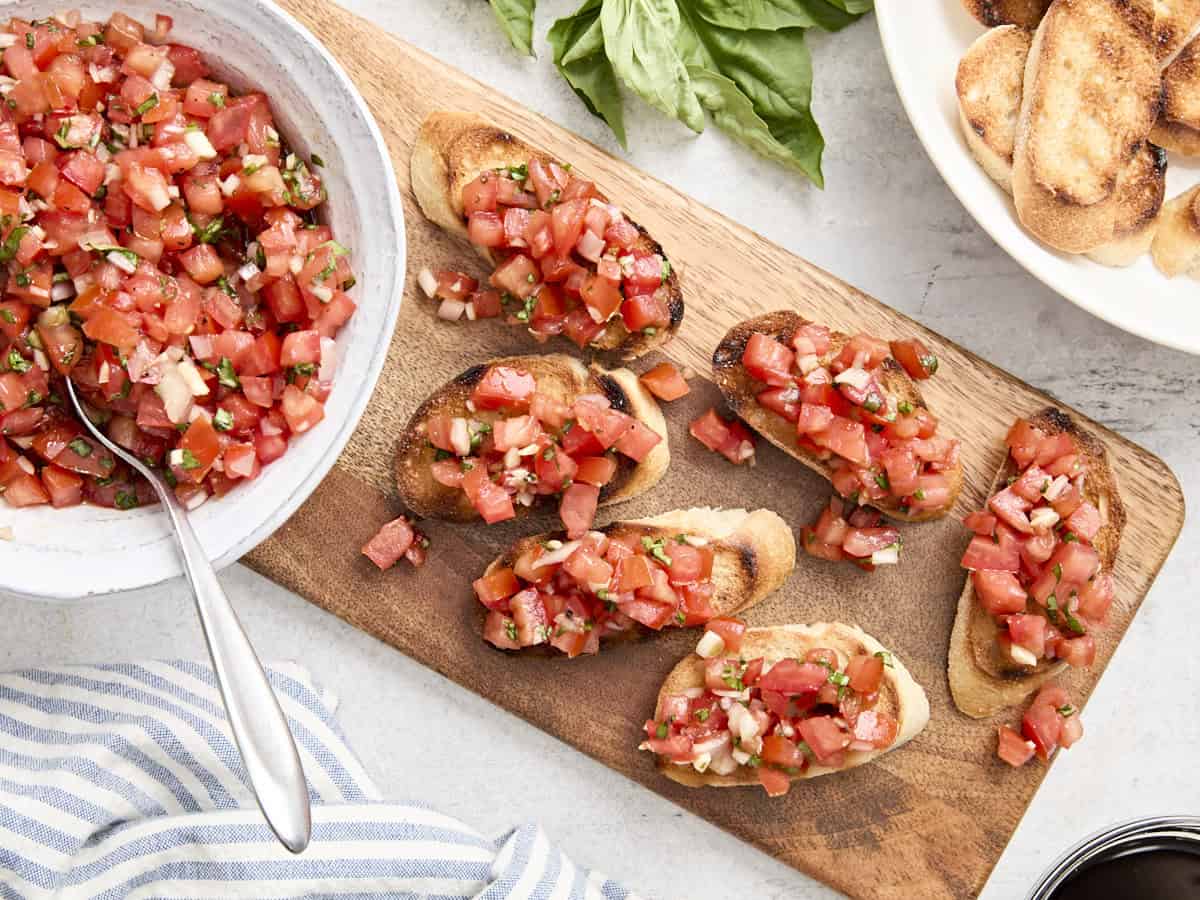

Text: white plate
xmin=0 ymin=0 xmax=405 ymax=599
xmin=876 ymin=0 xmax=1200 ymax=355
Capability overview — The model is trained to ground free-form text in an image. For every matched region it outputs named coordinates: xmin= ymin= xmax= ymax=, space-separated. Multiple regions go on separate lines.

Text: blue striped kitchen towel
xmin=0 ymin=660 xmax=637 ymax=899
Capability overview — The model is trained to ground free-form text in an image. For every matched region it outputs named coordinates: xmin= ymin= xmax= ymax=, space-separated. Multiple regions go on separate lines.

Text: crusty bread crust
xmin=948 ymin=408 xmax=1126 ymax=719
xmin=712 ymin=311 xmax=963 ymax=523
xmin=1153 ymin=0 xmax=1200 ymax=61
xmin=957 ymin=25 xmax=1033 ymax=194
xmin=479 ymin=507 xmax=796 ymax=653
xmin=961 ymin=0 xmax=1051 ymax=28
xmin=410 ymin=111 xmax=684 ymax=359
xmin=655 ymin=623 xmax=930 ymax=789
xmin=1150 ymin=183 xmax=1200 ymax=276
xmin=1152 ymin=35 xmax=1200 ymax=155
xmin=1012 ymin=0 xmax=1160 ymax=253
xmin=394 ymin=353 xmax=669 ymax=522
xmin=1085 ymin=144 xmax=1167 ymax=266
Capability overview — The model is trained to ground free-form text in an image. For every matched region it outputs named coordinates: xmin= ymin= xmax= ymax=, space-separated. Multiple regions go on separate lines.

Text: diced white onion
xmin=184 ymin=129 xmax=217 ymax=160
xmin=50 ymin=281 xmax=75 ymax=302
xmin=176 ymin=359 xmax=209 ymax=397
xmin=219 ymin=174 xmax=241 ymax=197
xmin=166 ymin=185 xmax=180 ymax=199
xmin=731 ymin=748 xmax=752 ymax=766
xmin=288 ymin=255 xmax=304 ymax=275
xmin=1043 ymin=475 xmax=1070 ymax=502
xmin=237 ymin=261 xmax=260 ymax=283
xmin=449 ymin=417 xmax=471 ymax=456
xmin=1029 ymin=507 xmax=1060 ymax=531
xmin=1009 ymin=643 xmax=1038 ymax=667
xmin=691 ymin=753 xmax=711 ymax=773
xmin=871 ymin=544 xmax=901 ymax=566
xmin=531 ymin=540 xmax=583 ymax=570
xmin=727 ymin=702 xmax=761 ymax=744
xmin=106 ymin=251 xmax=137 ymax=274
xmin=417 ymin=267 xmax=438 ymax=298
xmin=149 ymin=60 xmax=175 ymax=92
xmin=683 ymin=535 xmax=709 ymax=548
xmin=0 ymin=34 xmax=16 ymax=49
xmin=797 ymin=353 xmax=820 ymax=375
xmin=318 ymin=337 xmax=337 ymax=382
xmin=833 ymin=367 xmax=870 ymax=390
xmin=168 ymin=448 xmax=185 ymax=467
xmin=16 ymin=456 xmax=35 ymax=475
xmin=465 ymin=301 xmax=477 ymax=321
xmin=437 ymin=297 xmax=466 ymax=321
xmin=503 ymin=447 xmax=520 ymax=469
xmin=155 ymin=366 xmax=194 ymax=423
xmin=695 ymin=630 xmax=725 ymax=659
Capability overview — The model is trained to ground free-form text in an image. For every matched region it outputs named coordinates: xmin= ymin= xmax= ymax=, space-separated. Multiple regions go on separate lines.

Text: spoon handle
xmin=162 ymin=498 xmax=312 ymax=853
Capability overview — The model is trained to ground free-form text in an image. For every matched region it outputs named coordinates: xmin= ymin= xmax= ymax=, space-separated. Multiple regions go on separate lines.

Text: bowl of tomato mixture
xmin=0 ymin=3 xmax=404 ymax=599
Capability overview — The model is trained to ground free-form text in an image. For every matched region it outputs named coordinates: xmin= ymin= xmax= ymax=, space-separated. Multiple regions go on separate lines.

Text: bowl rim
xmin=1 ymin=0 xmax=405 ymax=602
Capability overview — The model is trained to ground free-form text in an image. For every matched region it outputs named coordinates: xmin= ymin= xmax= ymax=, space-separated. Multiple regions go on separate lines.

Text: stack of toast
xmin=957 ymin=0 xmax=1200 ymax=275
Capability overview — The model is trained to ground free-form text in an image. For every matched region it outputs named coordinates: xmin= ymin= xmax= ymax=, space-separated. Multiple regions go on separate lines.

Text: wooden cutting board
xmin=247 ymin=3 xmax=1185 ymax=897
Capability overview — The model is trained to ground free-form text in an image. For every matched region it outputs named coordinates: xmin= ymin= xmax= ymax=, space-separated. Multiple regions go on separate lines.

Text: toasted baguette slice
xmin=956 ymin=25 xmax=1166 ymax=265
xmin=395 ymin=354 xmax=668 ymax=522
xmin=948 ymin=408 xmax=1126 ymax=719
xmin=411 ymin=111 xmax=683 ymax=359
xmin=957 ymin=26 xmax=1033 ymax=193
xmin=712 ymin=311 xmax=963 ymax=523
xmin=961 ymin=0 xmax=1050 ymax=28
xmin=654 ymin=623 xmax=930 ymax=789
xmin=479 ymin=508 xmax=796 ymax=653
xmin=1151 ymin=183 xmax=1200 ymax=276
xmin=1153 ymin=0 xmax=1200 ymax=61
xmin=1152 ymin=35 xmax=1200 ymax=155
xmin=1012 ymin=0 xmax=1160 ymax=253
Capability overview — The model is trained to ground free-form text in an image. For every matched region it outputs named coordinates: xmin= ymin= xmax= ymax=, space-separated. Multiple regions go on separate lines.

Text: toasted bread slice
xmin=1153 ymin=0 xmax=1200 ymax=61
xmin=712 ymin=311 xmax=963 ymax=523
xmin=1150 ymin=183 xmax=1200 ymax=275
xmin=1012 ymin=0 xmax=1160 ymax=253
xmin=395 ymin=354 xmax=668 ymax=522
xmin=961 ymin=0 xmax=1050 ymax=28
xmin=479 ymin=508 xmax=796 ymax=653
xmin=956 ymin=25 xmax=1166 ymax=264
xmin=948 ymin=408 xmax=1126 ymax=719
xmin=957 ymin=26 xmax=1033 ymax=193
xmin=654 ymin=623 xmax=930 ymax=789
xmin=411 ymin=111 xmax=683 ymax=359
xmin=1152 ymin=35 xmax=1200 ymax=154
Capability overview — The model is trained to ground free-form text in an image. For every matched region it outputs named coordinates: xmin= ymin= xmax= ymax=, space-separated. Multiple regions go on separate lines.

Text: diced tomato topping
xmin=362 ymin=515 xmax=427 ymax=570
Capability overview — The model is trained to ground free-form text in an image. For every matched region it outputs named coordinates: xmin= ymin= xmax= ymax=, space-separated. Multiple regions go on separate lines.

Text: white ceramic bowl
xmin=877 ymin=0 xmax=1200 ymax=355
xmin=0 ymin=0 xmax=405 ymax=599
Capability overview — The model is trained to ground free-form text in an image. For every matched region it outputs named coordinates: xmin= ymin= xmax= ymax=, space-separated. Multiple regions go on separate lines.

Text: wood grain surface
xmin=246 ymin=3 xmax=1186 ymax=897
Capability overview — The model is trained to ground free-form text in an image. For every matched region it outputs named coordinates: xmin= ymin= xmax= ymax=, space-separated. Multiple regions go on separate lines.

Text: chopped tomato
xmin=471 ymin=365 xmax=536 ymax=411
xmin=888 ymin=338 xmax=939 ymax=380
xmin=997 ymin=725 xmax=1036 ymax=767
xmin=362 ymin=515 xmax=427 ymax=570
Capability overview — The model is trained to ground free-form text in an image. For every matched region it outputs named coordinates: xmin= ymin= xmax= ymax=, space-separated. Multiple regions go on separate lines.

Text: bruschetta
xmin=949 ymin=408 xmax=1125 ymax=718
xmin=410 ymin=111 xmax=683 ymax=358
xmin=474 ymin=507 xmax=795 ymax=657
xmin=712 ymin=311 xmax=963 ymax=522
xmin=642 ymin=622 xmax=930 ymax=797
xmin=395 ymin=354 xmax=668 ymax=535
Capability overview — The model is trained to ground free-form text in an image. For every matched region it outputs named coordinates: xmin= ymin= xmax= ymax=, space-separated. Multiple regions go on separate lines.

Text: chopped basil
xmin=0 ymin=309 xmax=13 ymax=325
xmin=291 ymin=362 xmax=316 ymax=378
xmin=52 ymin=271 xmax=70 ymax=283
xmin=6 ymin=348 xmax=30 ymax=373
xmin=76 ymin=33 xmax=102 ymax=47
xmin=114 ymin=490 xmax=139 ymax=510
xmin=544 ymin=189 xmax=561 ymax=207
xmin=640 ymin=535 xmax=672 ymax=565
xmin=1052 ymin=563 xmax=1063 ymax=582
xmin=1046 ymin=594 xmax=1059 ymax=622
xmin=25 ymin=33 xmax=34 ymax=49
xmin=310 ymin=153 xmax=325 ymax=167
xmin=828 ymin=670 xmax=850 ymax=687
xmin=720 ymin=664 xmax=743 ymax=692
xmin=643 ymin=327 xmax=657 ymax=336
xmin=1058 ymin=705 xmax=1076 ymax=717
xmin=898 ymin=400 xmax=913 ymax=415
xmin=163 ymin=468 xmax=177 ymax=488
xmin=661 ymin=258 xmax=672 ymax=280
xmin=0 ymin=226 xmax=30 ymax=264
xmin=862 ymin=393 xmax=882 ymax=413
xmin=433 ymin=448 xmax=451 ymax=461
xmin=506 ymin=163 xmax=528 ymax=181
xmin=208 ymin=92 xmax=226 ymax=109
xmin=919 ymin=354 xmax=939 ymax=375
xmin=1063 ymin=608 xmax=1086 ymax=635
xmin=673 ymin=610 xmax=686 ymax=625
xmin=504 ymin=619 xmax=518 ymax=642
xmin=24 ymin=389 xmax=42 ymax=407
xmin=213 ymin=408 xmax=234 ymax=432
xmin=513 ymin=294 xmax=536 ymax=323
xmin=542 ymin=447 xmax=555 ymax=461
xmin=135 ymin=94 xmax=159 ymax=116
xmin=192 ymin=215 xmax=226 ymax=244
xmin=14 ymin=272 xmax=30 ymax=288
xmin=874 ymin=650 xmax=894 ymax=668
xmin=675 ymin=534 xmax=688 ymax=544
xmin=216 ymin=357 xmax=240 ymax=390
xmin=913 ymin=488 xmax=926 ymax=500
xmin=875 ymin=471 xmax=890 ymax=491
xmin=1062 ymin=532 xmax=1079 ymax=543
xmin=655 ymin=721 xmax=668 ymax=739
xmin=66 ymin=437 xmax=93 ymax=457
xmin=694 ymin=708 xmax=710 ymax=722
xmin=215 ymin=275 xmax=237 ymax=298
xmin=179 ymin=449 xmax=201 ymax=470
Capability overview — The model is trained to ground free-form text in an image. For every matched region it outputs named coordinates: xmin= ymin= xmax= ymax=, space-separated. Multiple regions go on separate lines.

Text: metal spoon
xmin=65 ymin=379 xmax=312 ymax=854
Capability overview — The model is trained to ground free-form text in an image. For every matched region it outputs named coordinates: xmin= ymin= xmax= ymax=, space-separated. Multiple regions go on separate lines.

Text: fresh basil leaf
xmin=687 ymin=0 xmax=857 ymax=31
xmin=489 ymin=0 xmax=536 ymax=56
xmin=601 ymin=0 xmax=706 ymax=133
xmin=549 ymin=0 xmax=628 ymax=147
xmin=679 ymin=9 xmax=824 ymax=185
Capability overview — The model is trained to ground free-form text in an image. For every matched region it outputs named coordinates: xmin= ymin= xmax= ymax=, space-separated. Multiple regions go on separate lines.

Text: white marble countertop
xmin=5 ymin=2 xmax=1199 ymax=898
